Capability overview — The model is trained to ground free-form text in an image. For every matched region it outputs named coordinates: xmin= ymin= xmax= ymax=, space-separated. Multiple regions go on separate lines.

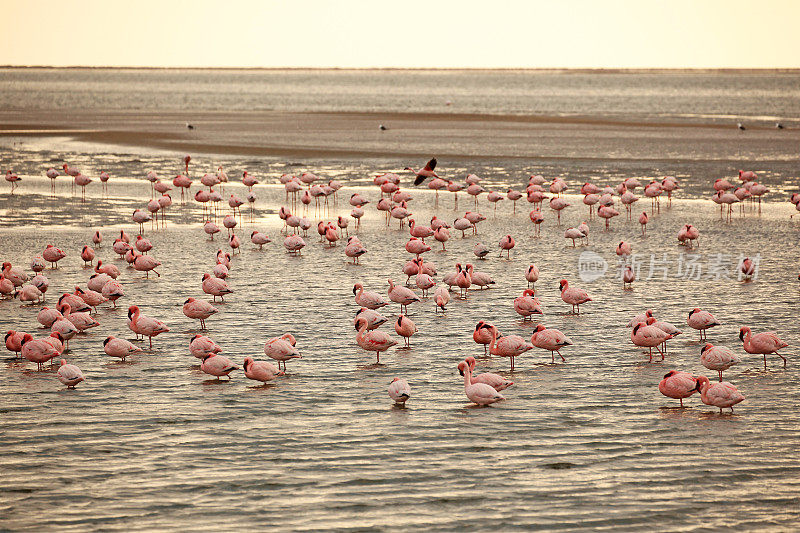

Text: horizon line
xmin=2 ymin=65 xmax=800 ymax=73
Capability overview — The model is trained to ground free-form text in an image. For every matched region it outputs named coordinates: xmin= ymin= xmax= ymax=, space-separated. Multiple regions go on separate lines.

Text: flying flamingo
xmin=406 ymin=158 xmax=439 ymax=186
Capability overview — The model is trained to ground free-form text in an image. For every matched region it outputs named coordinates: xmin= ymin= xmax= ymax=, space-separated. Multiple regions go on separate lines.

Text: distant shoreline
xmin=1 ymin=66 xmax=799 ymax=74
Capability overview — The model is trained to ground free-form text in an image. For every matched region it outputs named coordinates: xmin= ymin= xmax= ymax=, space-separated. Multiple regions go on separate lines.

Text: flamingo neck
xmin=462 ymin=366 xmax=472 ymax=389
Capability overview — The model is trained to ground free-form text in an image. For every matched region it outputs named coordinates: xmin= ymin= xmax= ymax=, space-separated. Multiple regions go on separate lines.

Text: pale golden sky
xmin=2 ymin=0 xmax=798 ymax=68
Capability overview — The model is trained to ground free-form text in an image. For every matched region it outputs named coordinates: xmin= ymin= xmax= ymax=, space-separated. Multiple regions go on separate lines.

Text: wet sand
xmin=1 ymin=109 xmax=798 ymax=162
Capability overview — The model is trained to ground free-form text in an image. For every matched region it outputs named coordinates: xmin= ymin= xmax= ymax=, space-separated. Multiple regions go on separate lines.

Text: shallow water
xmin=1 ymin=158 xmax=800 ymax=530
xmin=2 ymin=68 xmax=800 ymax=126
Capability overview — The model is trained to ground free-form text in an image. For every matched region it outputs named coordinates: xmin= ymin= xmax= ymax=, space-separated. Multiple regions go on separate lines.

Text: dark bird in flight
xmin=379 ymin=124 xmax=387 ymax=131
xmin=737 ymin=123 xmax=746 ymax=131
xmin=186 ymin=123 xmax=195 ymax=130
xmin=776 ymin=122 xmax=784 ymax=129
xmin=405 ymin=158 xmax=439 ymax=186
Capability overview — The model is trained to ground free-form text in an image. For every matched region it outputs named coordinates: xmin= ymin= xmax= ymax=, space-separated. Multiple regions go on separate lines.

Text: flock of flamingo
xmin=1 ymin=156 xmax=793 ymax=413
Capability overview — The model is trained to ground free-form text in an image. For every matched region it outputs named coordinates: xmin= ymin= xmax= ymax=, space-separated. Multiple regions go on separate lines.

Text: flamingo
xmin=128 ymin=305 xmax=169 ymax=349
xmin=695 ymin=376 xmax=745 ymax=414
xmin=530 ymin=324 xmax=573 ymax=363
xmin=457 ymin=360 xmax=505 ymax=406
xmin=639 ymin=212 xmax=649 ymax=235
xmin=433 ymin=286 xmax=449 ymax=314
xmin=103 ymin=336 xmax=143 ymax=361
xmin=406 ymin=158 xmax=439 ymax=186
xmin=387 ymin=279 xmax=420 ymax=314
xmin=264 ymin=334 xmax=302 ymax=371
xmin=487 ymin=325 xmax=533 ymax=371
xmin=57 ymin=360 xmax=85 ymax=388
xmin=189 ymin=334 xmax=221 ymax=359
xmin=687 ymin=308 xmax=719 ymax=341
xmin=473 ymin=321 xmax=494 ymax=355
xmin=353 ymin=283 xmax=389 ymax=310
xmin=513 ymin=289 xmax=542 ymax=320
xmin=700 ymin=343 xmax=741 ymax=381
xmin=354 ymin=317 xmax=397 ymax=364
xmin=243 ymin=357 xmax=283 ymax=383
xmin=559 ymin=279 xmax=591 ymax=314
xmin=464 ymin=356 xmax=514 ymax=391
xmin=739 ymin=326 xmax=788 ymax=368
xmin=394 ymin=314 xmax=418 ymax=347
xmin=20 ymin=334 xmax=60 ymax=370
xmin=658 ymin=371 xmax=697 ymax=407
xmin=200 ymin=353 xmax=239 ymax=380
xmin=525 ymin=264 xmax=539 ymax=288
xmin=183 ymin=297 xmax=218 ymax=329
xmin=388 ymin=378 xmax=411 ymax=405
xmin=5 ymin=170 xmax=21 ymax=193
xmin=631 ymin=318 xmax=672 ymax=362
xmin=498 ymin=235 xmax=515 ymax=258
xmin=354 ymin=308 xmax=389 ymax=330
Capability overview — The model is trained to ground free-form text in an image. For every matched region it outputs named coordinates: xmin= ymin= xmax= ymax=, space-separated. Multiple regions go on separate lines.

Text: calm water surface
xmin=1 ymin=69 xmax=800 ymax=530
xmin=1 ymin=164 xmax=799 ymax=531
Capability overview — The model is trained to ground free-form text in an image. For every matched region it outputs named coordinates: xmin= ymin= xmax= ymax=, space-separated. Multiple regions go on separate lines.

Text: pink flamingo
xmin=530 ymin=324 xmax=573 ymax=363
xmin=687 ymin=308 xmax=719 ymax=341
xmin=202 ymin=273 xmax=232 ymax=301
xmin=101 ymin=280 xmax=124 ymax=307
xmin=473 ymin=321 xmax=493 ymax=355
xmin=42 ymin=245 xmax=66 ymax=269
xmin=5 ymin=330 xmax=25 ymax=357
xmin=434 ymin=286 xmax=449 ymax=314
xmin=80 ymin=246 xmax=95 ymax=266
xmin=525 ymin=264 xmax=539 ymax=288
xmin=20 ymin=334 xmax=60 ymax=370
xmin=513 ymin=289 xmax=542 ymax=321
xmin=695 ymin=376 xmax=745 ymax=414
xmin=700 ymin=343 xmax=741 ymax=381
xmin=387 ymin=279 xmax=420 ymax=313
xmin=133 ymin=255 xmax=161 ymax=278
xmin=190 ymin=334 xmax=221 ymax=359
xmin=394 ymin=314 xmax=418 ymax=347
xmin=487 ymin=325 xmax=533 ymax=371
xmin=128 ymin=305 xmax=169 ymax=349
xmin=353 ymin=283 xmax=388 ymax=309
xmin=264 ymin=333 xmax=302 ymax=371
xmin=388 ymin=378 xmax=411 ymax=405
xmin=201 ymin=353 xmax=239 ymax=380
xmin=559 ymin=279 xmax=591 ymax=314
xmin=464 ymin=356 xmax=513 ymax=391
xmin=103 ymin=336 xmax=143 ymax=361
xmin=631 ymin=318 xmax=673 ymax=362
xmin=183 ymin=297 xmax=218 ymax=329
xmin=57 ymin=360 xmax=84 ymax=388
xmin=549 ymin=197 xmax=570 ymax=224
xmin=658 ymin=371 xmax=697 ymax=407
xmin=243 ymin=357 xmax=283 ymax=383
xmin=354 ymin=317 xmax=397 ymax=364
xmin=739 ymin=326 xmax=788 ymax=368
xmin=529 ymin=209 xmax=544 ymax=237
xmin=499 ymin=235 xmax=515 ymax=258
xmin=457 ymin=360 xmax=505 ymax=406
xmin=5 ymin=170 xmax=21 ymax=193
xmin=639 ymin=212 xmax=649 ymax=235
xmin=406 ymin=158 xmax=439 ymax=186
